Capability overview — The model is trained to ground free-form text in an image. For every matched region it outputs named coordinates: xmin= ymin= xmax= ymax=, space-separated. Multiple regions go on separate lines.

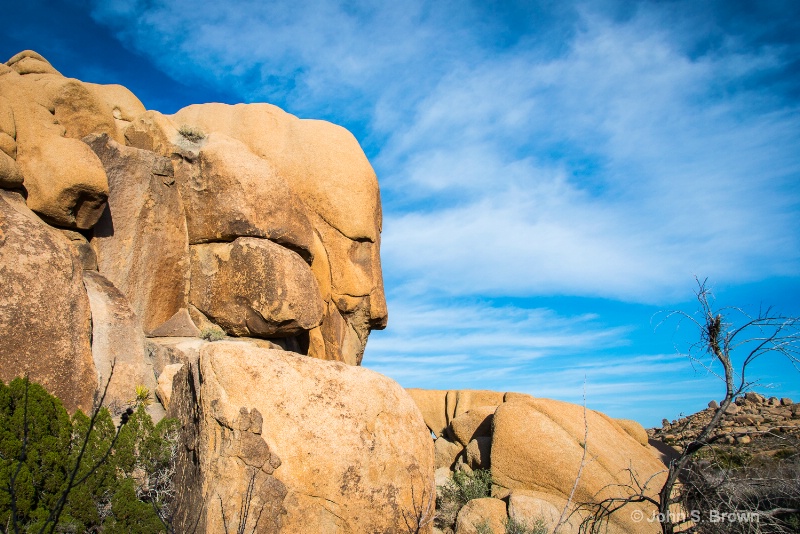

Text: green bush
xmin=442 ymin=468 xmax=493 ymax=505
xmin=436 ymin=468 xmax=494 ymax=530
xmin=177 ymin=125 xmax=205 ymax=143
xmin=0 ymin=377 xmax=178 ymax=533
xmin=474 ymin=518 xmax=493 ymax=534
xmin=200 ymin=326 xmax=225 ymax=341
xmin=504 ymin=516 xmax=549 ymax=534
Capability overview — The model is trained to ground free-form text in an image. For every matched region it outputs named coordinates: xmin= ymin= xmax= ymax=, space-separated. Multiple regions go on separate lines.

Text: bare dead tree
xmin=554 ymin=379 xmax=591 ymax=534
xmin=218 ymin=469 xmax=263 ymax=534
xmin=577 ymin=278 xmax=800 ymax=534
xmin=402 ymin=469 xmax=436 ymax=534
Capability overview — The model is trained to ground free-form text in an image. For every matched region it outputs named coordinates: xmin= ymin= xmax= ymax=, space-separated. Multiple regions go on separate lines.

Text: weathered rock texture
xmin=406 ymin=388 xmax=505 ymax=439
xmin=0 ymin=192 xmax=96 ymax=413
xmin=86 ymin=133 xmax=190 ymax=333
xmin=189 ymin=238 xmax=323 ymax=338
xmin=82 ymin=270 xmax=157 ymax=406
xmin=454 ymin=498 xmax=506 ymax=534
xmin=170 ymin=342 xmax=434 ymax=534
xmin=0 ymin=51 xmax=114 ymax=228
xmin=491 ymin=397 xmax=663 ymax=533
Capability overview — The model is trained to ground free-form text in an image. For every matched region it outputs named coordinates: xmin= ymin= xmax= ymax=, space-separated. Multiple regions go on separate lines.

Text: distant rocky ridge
xmin=1 ymin=50 xmax=670 ymax=534
xmin=649 ymin=392 xmax=800 ymax=450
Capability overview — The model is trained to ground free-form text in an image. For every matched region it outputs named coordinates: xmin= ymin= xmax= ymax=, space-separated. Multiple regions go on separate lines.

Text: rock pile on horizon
xmin=650 ymin=392 xmax=800 ymax=450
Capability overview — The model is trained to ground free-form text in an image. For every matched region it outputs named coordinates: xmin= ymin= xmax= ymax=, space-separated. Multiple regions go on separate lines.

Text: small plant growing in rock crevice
xmin=200 ymin=326 xmax=225 ymax=342
xmin=178 ymin=125 xmax=205 ymax=143
xmin=132 ymin=384 xmax=152 ymax=408
xmin=436 ymin=468 xmax=494 ymax=531
xmin=474 ymin=518 xmax=493 ymax=534
xmin=504 ymin=516 xmax=548 ymax=534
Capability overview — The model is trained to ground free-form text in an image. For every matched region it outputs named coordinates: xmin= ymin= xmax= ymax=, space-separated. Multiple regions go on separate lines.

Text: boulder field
xmin=0 ymin=51 xmax=668 ymax=533
xmin=408 ymin=389 xmax=666 ymax=534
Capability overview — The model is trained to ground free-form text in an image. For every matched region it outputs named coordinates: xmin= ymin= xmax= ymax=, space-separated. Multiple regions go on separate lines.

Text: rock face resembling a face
xmin=124 ymin=103 xmax=388 ymax=364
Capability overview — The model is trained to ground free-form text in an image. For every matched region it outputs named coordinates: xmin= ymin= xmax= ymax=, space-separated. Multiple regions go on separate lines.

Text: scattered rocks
xmin=648 ymin=394 xmax=800 ymax=448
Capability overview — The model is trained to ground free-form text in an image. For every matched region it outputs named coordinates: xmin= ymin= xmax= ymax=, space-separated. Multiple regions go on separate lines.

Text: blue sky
xmin=3 ymin=0 xmax=799 ymax=426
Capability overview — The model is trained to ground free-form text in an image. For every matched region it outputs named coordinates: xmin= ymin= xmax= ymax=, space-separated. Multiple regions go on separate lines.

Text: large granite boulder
xmin=454 ymin=498 xmax=507 ymax=534
xmin=0 ymin=49 xmax=419 ymax=533
xmin=491 ymin=397 xmax=664 ymax=533
xmin=170 ymin=104 xmax=389 ymax=363
xmin=406 ymin=388 xmax=506 ymax=438
xmin=0 ymin=51 xmax=113 ymax=228
xmin=189 ymin=238 xmax=324 ymax=338
xmin=168 ymin=342 xmax=434 ymax=534
xmin=82 ymin=270 xmax=156 ymax=407
xmin=0 ymin=192 xmax=96 ymax=413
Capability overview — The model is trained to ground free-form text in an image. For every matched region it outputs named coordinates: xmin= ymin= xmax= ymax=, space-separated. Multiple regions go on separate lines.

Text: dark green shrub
xmin=0 ymin=377 xmax=178 ymax=533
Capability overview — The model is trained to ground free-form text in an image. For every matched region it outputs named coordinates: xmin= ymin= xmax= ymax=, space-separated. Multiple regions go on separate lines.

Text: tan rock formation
xmin=434 ymin=436 xmax=464 ymax=470
xmin=0 ymin=192 xmax=96 ymax=413
xmin=172 ymin=133 xmax=316 ymax=256
xmin=84 ymin=82 xmax=147 ymax=139
xmin=0 ymin=96 xmax=23 ymax=188
xmin=1 ymin=51 xmax=113 ymax=228
xmin=408 ymin=388 xmax=451 ymax=437
xmin=124 ymin=106 xmax=386 ymax=363
xmin=5 ymin=50 xmax=62 ymax=76
xmin=451 ymin=390 xmax=505 ymax=418
xmin=615 ymin=418 xmax=649 ymax=446
xmin=649 ymin=394 xmax=800 ymax=451
xmin=60 ymin=229 xmax=98 ymax=270
xmin=491 ymin=397 xmax=663 ymax=533
xmin=86 ymin=133 xmax=190 ymax=333
xmin=407 ymin=389 xmax=507 ymax=438
xmin=169 ymin=103 xmax=389 ymax=362
xmin=147 ymin=308 xmax=201 ymax=338
xmin=171 ymin=103 xmax=380 ymax=240
xmin=189 ymin=238 xmax=323 ymax=338
xmin=465 ymin=437 xmax=491 ymax=470
xmin=82 ymin=270 xmax=157 ymax=406
xmin=507 ymin=490 xmax=580 ymax=534
xmin=1 ymin=49 xmax=403 ymax=533
xmin=450 ymin=406 xmax=496 ymax=447
xmin=171 ymin=342 xmax=434 ymax=534
xmin=155 ymin=363 xmax=183 ymax=409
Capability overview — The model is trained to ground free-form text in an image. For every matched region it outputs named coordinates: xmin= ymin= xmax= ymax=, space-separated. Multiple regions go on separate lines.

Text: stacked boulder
xmin=0 ymin=50 xmax=432 ymax=533
xmin=650 ymin=393 xmax=799 ymax=449
xmin=408 ymin=389 xmax=667 ymax=534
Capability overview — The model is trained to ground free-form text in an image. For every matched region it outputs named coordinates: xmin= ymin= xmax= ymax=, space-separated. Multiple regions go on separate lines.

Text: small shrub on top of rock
xmin=177 ymin=124 xmax=205 ymax=143
xmin=200 ymin=326 xmax=225 ymax=341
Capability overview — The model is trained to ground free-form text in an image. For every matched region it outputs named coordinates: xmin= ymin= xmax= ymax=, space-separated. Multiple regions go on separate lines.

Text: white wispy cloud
xmin=376 ymin=6 xmax=800 ymax=302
